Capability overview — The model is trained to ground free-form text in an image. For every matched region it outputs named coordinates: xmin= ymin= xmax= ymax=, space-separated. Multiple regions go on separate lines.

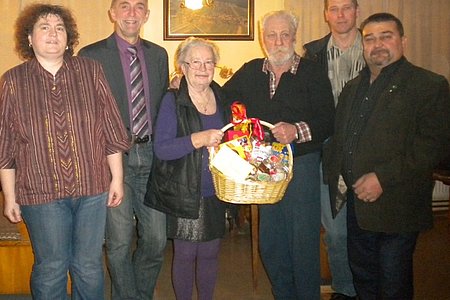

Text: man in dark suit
xmin=79 ymin=0 xmax=169 ymax=299
xmin=324 ymin=13 xmax=450 ymax=299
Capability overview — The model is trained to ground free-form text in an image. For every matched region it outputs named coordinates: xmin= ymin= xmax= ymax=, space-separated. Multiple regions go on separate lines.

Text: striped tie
xmin=128 ymin=46 xmax=149 ymax=137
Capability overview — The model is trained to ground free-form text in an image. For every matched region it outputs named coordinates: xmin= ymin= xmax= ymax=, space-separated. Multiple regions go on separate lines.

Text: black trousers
xmin=346 ymin=192 xmax=419 ymax=300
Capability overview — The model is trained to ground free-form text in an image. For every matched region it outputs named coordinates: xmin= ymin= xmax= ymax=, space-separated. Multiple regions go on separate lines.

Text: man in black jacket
xmin=303 ymin=1 xmax=364 ymax=299
xmin=324 ymin=13 xmax=450 ymax=299
xmin=223 ymin=10 xmax=335 ymax=299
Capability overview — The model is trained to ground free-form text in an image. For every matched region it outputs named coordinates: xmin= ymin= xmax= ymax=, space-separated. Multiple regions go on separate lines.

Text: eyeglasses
xmin=184 ymin=60 xmax=216 ymax=70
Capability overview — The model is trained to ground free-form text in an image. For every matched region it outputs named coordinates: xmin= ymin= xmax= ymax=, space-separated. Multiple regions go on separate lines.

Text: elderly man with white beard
xmin=222 ymin=10 xmax=335 ymax=299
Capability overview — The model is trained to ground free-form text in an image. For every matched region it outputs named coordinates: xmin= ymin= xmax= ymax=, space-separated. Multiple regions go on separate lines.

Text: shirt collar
xmin=262 ymin=53 xmax=301 ymax=75
xmin=328 ymin=30 xmax=363 ymax=53
xmin=30 ymin=56 xmax=70 ymax=75
xmin=114 ymin=33 xmax=143 ymax=55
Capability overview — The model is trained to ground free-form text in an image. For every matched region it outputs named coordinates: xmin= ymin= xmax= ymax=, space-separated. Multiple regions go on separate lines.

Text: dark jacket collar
xmin=303 ymin=33 xmax=332 ymax=56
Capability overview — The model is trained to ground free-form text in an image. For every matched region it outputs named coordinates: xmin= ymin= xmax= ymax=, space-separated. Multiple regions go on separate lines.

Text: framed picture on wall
xmin=163 ymin=0 xmax=254 ymax=40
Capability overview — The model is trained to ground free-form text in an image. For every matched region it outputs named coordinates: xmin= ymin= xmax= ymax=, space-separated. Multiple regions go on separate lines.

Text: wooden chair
xmin=0 ymin=193 xmax=34 ymax=294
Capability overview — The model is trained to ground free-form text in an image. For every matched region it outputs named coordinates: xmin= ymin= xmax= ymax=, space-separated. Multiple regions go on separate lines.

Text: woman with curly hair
xmin=0 ymin=4 xmax=130 ymax=299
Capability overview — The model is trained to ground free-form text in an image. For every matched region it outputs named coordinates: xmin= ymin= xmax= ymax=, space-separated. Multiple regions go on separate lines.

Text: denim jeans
xmin=21 ymin=193 xmax=107 ymax=300
xmin=320 ymin=163 xmax=356 ymax=296
xmin=259 ymin=152 xmax=321 ymax=300
xmin=106 ymin=142 xmax=167 ymax=300
xmin=346 ymin=192 xmax=419 ymax=299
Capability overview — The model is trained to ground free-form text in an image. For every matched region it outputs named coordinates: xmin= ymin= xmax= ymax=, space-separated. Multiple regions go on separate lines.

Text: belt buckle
xmin=132 ymin=135 xmax=149 ymax=144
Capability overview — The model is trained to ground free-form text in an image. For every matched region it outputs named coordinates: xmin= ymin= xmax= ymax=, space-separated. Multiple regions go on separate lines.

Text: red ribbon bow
xmin=230 ymin=101 xmax=264 ymax=141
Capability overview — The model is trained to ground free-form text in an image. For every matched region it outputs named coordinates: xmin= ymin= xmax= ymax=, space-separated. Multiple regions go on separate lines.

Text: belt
xmin=132 ymin=135 xmax=150 ymax=144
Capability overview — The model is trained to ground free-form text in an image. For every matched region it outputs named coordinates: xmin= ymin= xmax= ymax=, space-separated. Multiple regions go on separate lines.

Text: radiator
xmin=432 ymin=181 xmax=449 ymax=211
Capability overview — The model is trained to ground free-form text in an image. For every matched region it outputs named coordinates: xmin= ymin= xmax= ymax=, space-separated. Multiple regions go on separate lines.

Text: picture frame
xmin=163 ymin=0 xmax=254 ymax=41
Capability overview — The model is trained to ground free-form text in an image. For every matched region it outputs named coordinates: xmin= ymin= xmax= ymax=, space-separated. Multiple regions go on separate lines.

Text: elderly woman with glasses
xmin=144 ymin=36 xmax=226 ymax=300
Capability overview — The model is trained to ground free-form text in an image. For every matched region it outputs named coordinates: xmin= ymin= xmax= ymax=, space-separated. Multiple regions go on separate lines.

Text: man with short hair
xmin=303 ymin=1 xmax=364 ymax=299
xmin=223 ymin=10 xmax=335 ymax=299
xmin=324 ymin=13 xmax=450 ymax=298
xmin=79 ymin=0 xmax=169 ymax=299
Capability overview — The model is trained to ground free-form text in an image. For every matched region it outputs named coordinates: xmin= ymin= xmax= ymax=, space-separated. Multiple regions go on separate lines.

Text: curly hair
xmin=14 ymin=3 xmax=79 ymax=60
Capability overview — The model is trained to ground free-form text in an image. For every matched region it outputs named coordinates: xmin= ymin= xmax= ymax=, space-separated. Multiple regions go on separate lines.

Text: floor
xmin=154 ymin=212 xmax=450 ymax=300
xmin=153 ymin=224 xmax=275 ymax=300
xmin=1 ymin=212 xmax=449 ymax=300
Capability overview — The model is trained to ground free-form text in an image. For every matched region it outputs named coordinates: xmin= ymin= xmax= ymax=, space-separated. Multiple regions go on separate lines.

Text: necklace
xmin=191 ymin=90 xmax=213 ymax=113
xmin=199 ymin=96 xmax=211 ymax=113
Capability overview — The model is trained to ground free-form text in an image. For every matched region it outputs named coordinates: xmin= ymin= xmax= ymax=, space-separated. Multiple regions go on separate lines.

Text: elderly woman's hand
xmin=191 ymin=129 xmax=224 ymax=149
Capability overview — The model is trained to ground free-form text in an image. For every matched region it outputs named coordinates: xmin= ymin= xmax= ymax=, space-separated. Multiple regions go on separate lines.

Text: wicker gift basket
xmin=209 ymin=120 xmax=293 ymax=204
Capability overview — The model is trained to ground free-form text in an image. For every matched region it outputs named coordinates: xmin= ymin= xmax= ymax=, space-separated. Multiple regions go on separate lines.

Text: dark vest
xmin=144 ymin=79 xmax=223 ymax=219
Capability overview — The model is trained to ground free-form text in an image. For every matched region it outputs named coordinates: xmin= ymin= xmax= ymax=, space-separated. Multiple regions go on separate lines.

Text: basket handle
xmin=220 ymin=120 xmax=274 ymax=133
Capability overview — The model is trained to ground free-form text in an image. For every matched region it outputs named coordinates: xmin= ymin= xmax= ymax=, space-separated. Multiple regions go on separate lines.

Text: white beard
xmin=266 ymin=47 xmax=295 ymax=66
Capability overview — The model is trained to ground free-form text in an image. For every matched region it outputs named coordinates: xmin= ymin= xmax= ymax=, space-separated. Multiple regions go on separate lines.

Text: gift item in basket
xmin=210 ymin=145 xmax=255 ymax=182
xmin=209 ymin=120 xmax=293 ymax=205
xmin=211 ymin=135 xmax=289 ymax=183
xmin=223 ymin=135 xmax=253 ymax=161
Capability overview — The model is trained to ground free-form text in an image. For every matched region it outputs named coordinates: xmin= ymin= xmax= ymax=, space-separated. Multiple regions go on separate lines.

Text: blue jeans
xmin=106 ymin=142 xmax=167 ymax=300
xmin=346 ymin=192 xmax=418 ymax=299
xmin=259 ymin=152 xmax=321 ymax=300
xmin=21 ymin=193 xmax=107 ymax=300
xmin=320 ymin=164 xmax=356 ymax=296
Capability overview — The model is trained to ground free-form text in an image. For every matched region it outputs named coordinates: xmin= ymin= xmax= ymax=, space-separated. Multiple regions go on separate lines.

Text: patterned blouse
xmin=0 ymin=56 xmax=130 ymax=205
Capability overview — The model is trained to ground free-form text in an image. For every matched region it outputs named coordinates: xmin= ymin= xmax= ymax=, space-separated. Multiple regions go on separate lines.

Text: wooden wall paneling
xmin=0 ymin=224 xmax=33 ymax=294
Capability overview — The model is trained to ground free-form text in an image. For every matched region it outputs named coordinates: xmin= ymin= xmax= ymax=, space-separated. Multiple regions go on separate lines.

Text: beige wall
xmin=0 ymin=1 xmax=448 ymax=83
xmin=0 ymin=1 xmax=284 ymax=86
xmin=0 ymin=0 xmax=113 ymax=74
xmin=144 ymin=1 xmax=284 ymax=85
xmin=286 ymin=0 xmax=450 ymax=80
xmin=0 ymin=0 xmax=25 ymax=72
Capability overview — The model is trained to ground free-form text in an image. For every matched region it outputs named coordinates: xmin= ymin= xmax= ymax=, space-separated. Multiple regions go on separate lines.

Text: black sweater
xmin=222 ymin=57 xmax=335 ymax=156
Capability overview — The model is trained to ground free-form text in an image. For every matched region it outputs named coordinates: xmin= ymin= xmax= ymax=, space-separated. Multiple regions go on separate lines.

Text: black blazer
xmin=78 ymin=34 xmax=169 ymax=136
xmin=324 ymin=58 xmax=450 ymax=233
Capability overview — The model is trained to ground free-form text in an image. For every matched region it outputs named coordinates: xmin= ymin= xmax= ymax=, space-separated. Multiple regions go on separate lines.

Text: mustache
xmin=270 ymin=46 xmax=291 ymax=54
xmin=370 ymin=48 xmax=389 ymax=56
xmin=268 ymin=51 xmax=294 ymax=66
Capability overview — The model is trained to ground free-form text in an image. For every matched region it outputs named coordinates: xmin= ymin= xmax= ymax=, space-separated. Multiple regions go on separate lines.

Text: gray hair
xmin=260 ymin=10 xmax=298 ymax=35
xmin=174 ymin=36 xmax=220 ymax=71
